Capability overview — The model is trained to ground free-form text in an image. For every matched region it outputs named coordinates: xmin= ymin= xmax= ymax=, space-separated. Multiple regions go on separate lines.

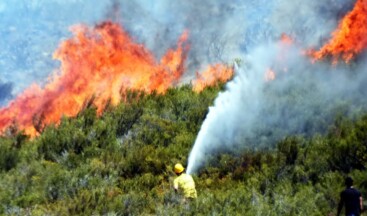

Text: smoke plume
xmin=186 ymin=0 xmax=367 ymax=173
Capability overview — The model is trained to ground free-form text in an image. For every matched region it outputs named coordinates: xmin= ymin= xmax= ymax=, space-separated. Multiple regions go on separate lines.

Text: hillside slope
xmin=0 ymin=83 xmax=366 ymax=215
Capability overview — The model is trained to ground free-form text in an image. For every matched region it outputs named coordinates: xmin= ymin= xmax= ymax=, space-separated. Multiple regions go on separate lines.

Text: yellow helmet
xmin=174 ymin=163 xmax=185 ymax=174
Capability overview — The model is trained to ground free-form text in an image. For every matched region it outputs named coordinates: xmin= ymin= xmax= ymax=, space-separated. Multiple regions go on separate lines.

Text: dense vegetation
xmin=0 ymin=83 xmax=366 ymax=215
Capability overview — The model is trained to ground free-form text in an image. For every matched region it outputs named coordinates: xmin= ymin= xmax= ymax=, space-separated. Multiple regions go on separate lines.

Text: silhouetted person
xmin=337 ymin=176 xmax=363 ymax=216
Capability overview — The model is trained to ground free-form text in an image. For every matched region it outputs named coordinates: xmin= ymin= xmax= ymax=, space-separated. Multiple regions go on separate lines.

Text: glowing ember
xmin=192 ymin=64 xmax=234 ymax=92
xmin=280 ymin=33 xmax=293 ymax=45
xmin=264 ymin=68 xmax=276 ymax=81
xmin=266 ymin=34 xmax=293 ymax=80
xmin=0 ymin=21 xmax=189 ymax=137
xmin=311 ymin=0 xmax=367 ymax=63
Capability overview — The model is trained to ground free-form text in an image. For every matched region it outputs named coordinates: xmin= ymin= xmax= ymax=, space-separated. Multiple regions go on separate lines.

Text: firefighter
xmin=173 ymin=163 xmax=197 ymax=201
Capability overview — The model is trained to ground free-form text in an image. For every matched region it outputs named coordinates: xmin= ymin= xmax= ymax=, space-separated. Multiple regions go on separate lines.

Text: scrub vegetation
xmin=0 ymin=83 xmax=366 ymax=215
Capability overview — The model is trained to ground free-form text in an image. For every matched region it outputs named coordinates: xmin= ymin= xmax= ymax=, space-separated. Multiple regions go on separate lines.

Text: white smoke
xmin=187 ymin=39 xmax=367 ymax=174
xmin=187 ymin=42 xmax=293 ymax=173
xmin=116 ymin=0 xmax=354 ymax=72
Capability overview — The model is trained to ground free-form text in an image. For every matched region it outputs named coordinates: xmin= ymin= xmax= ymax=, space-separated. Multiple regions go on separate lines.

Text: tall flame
xmin=192 ymin=64 xmax=234 ymax=93
xmin=311 ymin=0 xmax=367 ymax=63
xmin=0 ymin=21 xmax=189 ymax=137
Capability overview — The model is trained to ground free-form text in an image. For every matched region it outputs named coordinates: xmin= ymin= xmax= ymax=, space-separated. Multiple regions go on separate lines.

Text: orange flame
xmin=311 ymin=0 xmax=367 ymax=63
xmin=192 ymin=64 xmax=234 ymax=92
xmin=0 ymin=21 xmax=189 ymax=137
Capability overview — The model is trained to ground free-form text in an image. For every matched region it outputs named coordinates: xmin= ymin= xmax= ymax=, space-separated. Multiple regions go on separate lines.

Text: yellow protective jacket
xmin=174 ymin=173 xmax=197 ymax=199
